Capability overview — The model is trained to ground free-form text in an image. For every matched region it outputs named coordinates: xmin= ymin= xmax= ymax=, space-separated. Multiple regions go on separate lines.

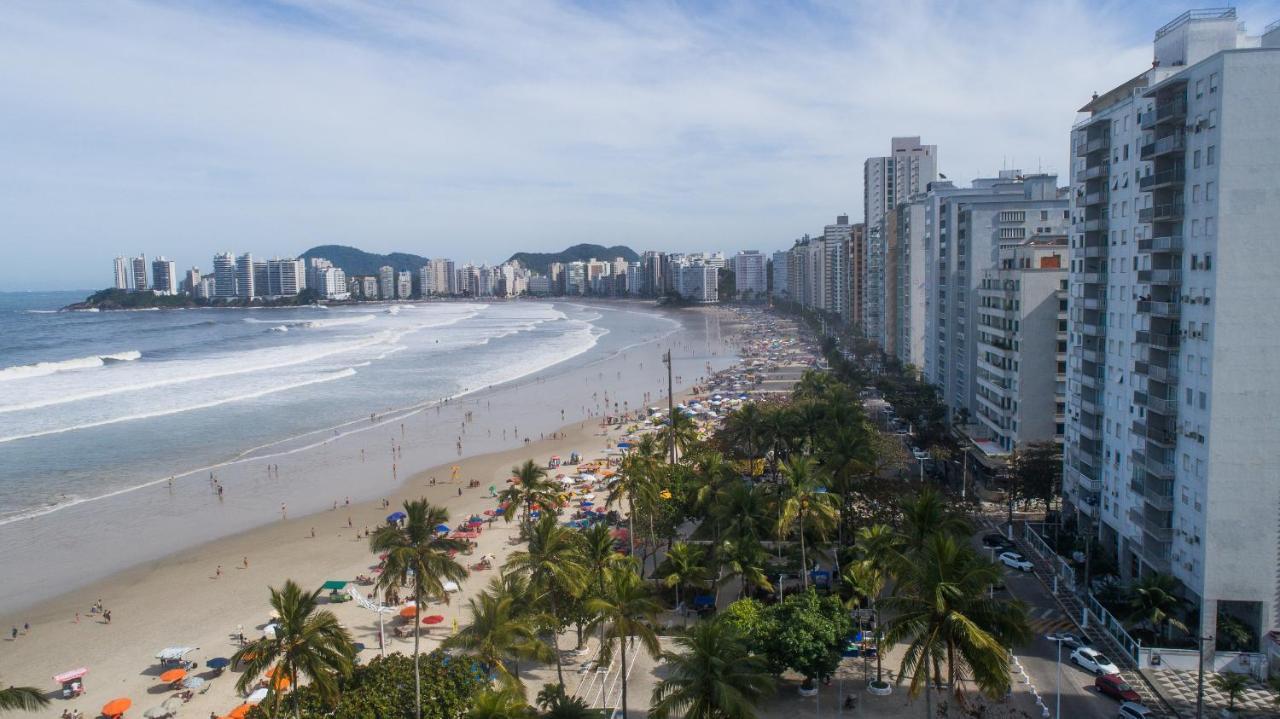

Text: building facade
xmin=732 ymin=250 xmax=767 ymax=299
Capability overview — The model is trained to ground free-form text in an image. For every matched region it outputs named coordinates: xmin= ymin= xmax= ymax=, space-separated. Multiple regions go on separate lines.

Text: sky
xmin=2 ymin=1 xmax=1279 ymax=290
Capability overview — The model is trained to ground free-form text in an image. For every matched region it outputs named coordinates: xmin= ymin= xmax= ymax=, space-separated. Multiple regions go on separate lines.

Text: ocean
xmin=0 ymin=291 xmax=733 ymax=611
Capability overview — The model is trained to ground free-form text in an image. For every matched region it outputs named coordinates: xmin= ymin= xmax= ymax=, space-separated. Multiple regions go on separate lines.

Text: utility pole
xmin=663 ymin=349 xmax=676 ymax=465
xmin=1196 ymin=632 xmax=1213 ymax=719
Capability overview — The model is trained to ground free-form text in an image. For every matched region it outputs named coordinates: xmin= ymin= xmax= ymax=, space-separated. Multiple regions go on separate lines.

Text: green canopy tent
xmin=320 ymin=580 xmax=349 ymax=602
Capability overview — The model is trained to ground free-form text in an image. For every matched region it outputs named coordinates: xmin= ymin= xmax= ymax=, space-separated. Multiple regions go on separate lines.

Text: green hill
xmin=506 ymin=244 xmax=638 ymax=274
xmin=300 ymin=245 xmax=430 ymax=276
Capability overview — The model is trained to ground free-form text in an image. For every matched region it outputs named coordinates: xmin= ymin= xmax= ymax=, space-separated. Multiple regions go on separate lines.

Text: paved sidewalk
xmin=1148 ymin=669 xmax=1277 ymax=717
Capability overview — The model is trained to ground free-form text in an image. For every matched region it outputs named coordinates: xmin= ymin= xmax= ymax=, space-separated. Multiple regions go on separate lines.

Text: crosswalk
xmin=1026 ymin=606 xmax=1076 ymax=638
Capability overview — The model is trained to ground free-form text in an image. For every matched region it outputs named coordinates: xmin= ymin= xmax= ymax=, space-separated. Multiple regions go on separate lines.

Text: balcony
xmin=1140 ymin=97 xmax=1187 ymax=129
xmin=1080 ymin=163 xmax=1109 ymax=181
xmin=1077 ymin=244 xmax=1107 ymax=259
xmin=1075 ymin=135 xmax=1111 ymax=157
xmin=1135 ymin=390 xmax=1178 ymax=416
xmin=1139 ymin=133 xmax=1186 ymax=160
xmin=1075 ymin=345 xmax=1103 ymax=363
xmin=1138 ymin=329 xmax=1181 ymax=351
xmin=1082 ymin=190 xmax=1108 ymax=207
xmin=1137 ymin=299 xmax=1180 ymax=319
xmin=1138 ymin=200 xmax=1185 ymax=223
xmin=1139 ymin=166 xmax=1186 ymax=191
xmin=1146 ymin=360 xmax=1179 ymax=385
xmin=1077 ymin=417 xmax=1103 ymax=440
xmin=1137 ymin=268 xmax=1182 ymax=285
xmin=1138 ymin=235 xmax=1183 ymax=253
xmin=1079 ymin=295 xmax=1105 ymax=310
xmin=1081 ymin=218 xmax=1108 ymax=233
xmin=1141 ymin=513 xmax=1173 ymax=543
xmin=1134 ymin=449 xmax=1175 ymax=480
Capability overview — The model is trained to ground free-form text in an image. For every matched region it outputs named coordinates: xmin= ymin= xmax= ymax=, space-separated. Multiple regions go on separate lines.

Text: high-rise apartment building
xmin=113 ymin=256 xmax=129 ymax=290
xmin=732 ymin=250 xmax=767 ymax=299
xmin=130 ymin=255 xmax=149 ymax=291
xmin=864 ymin=136 xmax=937 ymax=344
xmin=672 ymin=263 xmax=719 ymax=303
xmin=820 ymin=216 xmax=855 ymax=320
xmin=265 ymin=258 xmax=305 ymax=297
xmin=923 ymin=173 xmax=1069 ymax=420
xmin=973 ymin=238 xmax=1068 ymax=452
xmin=396 ymin=271 xmax=413 ymax=299
xmin=151 ymin=257 xmax=177 ymax=295
xmin=771 ymin=251 xmax=789 ymax=300
xmin=894 ymin=197 xmax=929 ymax=368
xmin=235 ymin=253 xmax=255 ymax=299
xmin=377 ymin=266 xmax=395 ymax=300
xmin=1064 ymin=9 xmax=1280 ymax=649
xmin=213 ymin=253 xmax=237 ymax=299
xmin=183 ymin=268 xmax=201 ymax=296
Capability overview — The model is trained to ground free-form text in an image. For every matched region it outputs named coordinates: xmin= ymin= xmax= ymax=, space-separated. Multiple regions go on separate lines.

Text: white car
xmin=998 ymin=551 xmax=1033 ymax=572
xmin=910 ymin=447 xmax=929 ymax=461
xmin=1117 ymin=701 xmax=1152 ymax=719
xmin=1071 ymin=646 xmax=1120 ymax=675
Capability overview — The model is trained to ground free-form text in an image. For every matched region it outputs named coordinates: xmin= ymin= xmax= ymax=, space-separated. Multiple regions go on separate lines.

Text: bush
xmin=720 ymin=591 xmax=852 ymax=684
xmin=246 ymin=651 xmax=487 ymax=719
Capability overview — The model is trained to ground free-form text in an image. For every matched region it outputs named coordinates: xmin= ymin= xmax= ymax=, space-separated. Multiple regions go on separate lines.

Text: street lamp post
xmin=1046 ymin=635 xmax=1066 ymax=718
xmin=1196 ymin=632 xmax=1214 ymax=719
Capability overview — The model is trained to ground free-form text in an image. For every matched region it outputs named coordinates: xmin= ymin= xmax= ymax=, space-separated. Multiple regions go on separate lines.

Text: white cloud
xmin=0 ymin=0 xmax=1274 ymax=288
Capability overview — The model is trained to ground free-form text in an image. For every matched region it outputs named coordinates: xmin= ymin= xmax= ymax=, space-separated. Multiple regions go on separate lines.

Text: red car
xmin=1095 ymin=673 xmax=1141 ymax=702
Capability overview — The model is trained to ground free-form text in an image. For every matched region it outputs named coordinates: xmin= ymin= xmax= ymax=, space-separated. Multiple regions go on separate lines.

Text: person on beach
xmin=74 ymin=612 xmax=79 ymax=624
xmin=242 ymin=556 xmax=249 ymax=569
xmin=281 ymin=503 xmax=287 ymax=519
xmin=103 ymin=610 xmax=111 ymax=623
xmin=216 ymin=565 xmax=222 ymax=579
xmin=310 ymin=527 xmax=315 ymax=538
xmin=9 ymin=626 xmax=15 ymax=640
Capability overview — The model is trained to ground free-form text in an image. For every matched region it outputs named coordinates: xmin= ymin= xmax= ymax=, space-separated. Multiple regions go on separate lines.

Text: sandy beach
xmin=0 ymin=303 xmax=742 ymax=718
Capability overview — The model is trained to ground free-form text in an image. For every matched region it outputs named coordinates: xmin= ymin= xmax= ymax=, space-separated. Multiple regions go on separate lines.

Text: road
xmin=978 ymin=534 xmax=1128 ymax=719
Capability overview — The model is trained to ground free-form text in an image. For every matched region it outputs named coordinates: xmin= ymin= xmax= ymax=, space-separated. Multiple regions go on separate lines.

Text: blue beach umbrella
xmin=387 ymin=511 xmax=406 ymax=522
xmin=206 ymin=658 xmax=230 ymax=670
xmin=435 ymin=524 xmax=450 ymax=533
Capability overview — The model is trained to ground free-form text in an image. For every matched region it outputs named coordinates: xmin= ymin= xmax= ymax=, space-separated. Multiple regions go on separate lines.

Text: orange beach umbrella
xmin=398 ymin=606 xmax=418 ymax=619
xmin=421 ymin=615 xmax=444 ymax=625
xmin=158 ymin=669 xmax=185 ymax=683
xmin=102 ymin=698 xmax=132 ymax=717
xmin=228 ymin=704 xmax=252 ymax=719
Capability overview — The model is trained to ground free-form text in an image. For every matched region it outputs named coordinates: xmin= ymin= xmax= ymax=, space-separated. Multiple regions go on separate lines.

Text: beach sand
xmin=0 ymin=305 xmax=741 ymax=718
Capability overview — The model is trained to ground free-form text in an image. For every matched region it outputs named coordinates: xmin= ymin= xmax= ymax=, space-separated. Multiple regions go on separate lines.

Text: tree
xmin=468 ymin=689 xmax=533 ymax=719
xmin=660 ymin=410 xmax=700 ymax=463
xmin=505 ymin=514 xmax=586 ymax=687
xmin=842 ymin=524 xmax=895 ymax=685
xmin=535 ymin=684 xmax=598 ymax=719
xmin=649 ymin=618 xmax=775 ymax=719
xmin=774 ymin=456 xmax=838 ymax=590
xmin=231 ymin=580 xmax=357 ymax=719
xmin=499 ymin=461 xmax=559 ymax=536
xmin=761 ymin=589 xmax=852 ymax=689
xmin=899 ymin=488 xmax=971 ymax=554
xmin=0 ymin=685 xmax=48 ymax=714
xmin=715 ymin=539 xmax=773 ymax=601
xmin=585 ymin=562 xmax=663 ymax=719
xmin=371 ymin=500 xmax=469 ymax=719
xmin=719 ymin=403 xmax=767 ymax=468
xmin=611 ymin=440 xmax=659 ymax=566
xmin=657 ymin=541 xmax=712 ymax=626
xmin=1125 ymin=573 xmax=1188 ymax=640
xmin=1210 ymin=672 xmax=1250 ymax=711
xmin=1005 ymin=442 xmax=1062 ymax=514
xmin=444 ymin=580 xmax=553 ymax=690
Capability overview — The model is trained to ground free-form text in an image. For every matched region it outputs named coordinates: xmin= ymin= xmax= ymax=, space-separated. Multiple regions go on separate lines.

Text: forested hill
xmin=299 ymin=245 xmax=429 ymax=276
xmin=506 ymin=244 xmax=638 ymax=274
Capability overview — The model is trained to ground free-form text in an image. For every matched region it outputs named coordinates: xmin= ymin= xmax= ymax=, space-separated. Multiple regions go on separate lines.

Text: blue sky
xmin=2 ymin=1 xmax=1279 ymax=290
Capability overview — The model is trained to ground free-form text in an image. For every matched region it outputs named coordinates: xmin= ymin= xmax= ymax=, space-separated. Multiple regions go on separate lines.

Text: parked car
xmin=910 ymin=447 xmax=929 ymax=461
xmin=1071 ymin=646 xmax=1120 ymax=675
xmin=1095 ymin=673 xmax=1141 ymax=703
xmin=998 ymin=551 xmax=1033 ymax=572
xmin=1117 ymin=701 xmax=1152 ymax=719
xmin=1045 ymin=632 xmax=1084 ymax=650
xmin=982 ymin=533 xmax=1014 ymax=549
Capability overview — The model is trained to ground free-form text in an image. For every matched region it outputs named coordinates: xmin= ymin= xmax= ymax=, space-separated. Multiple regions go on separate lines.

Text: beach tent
xmin=442 ymin=580 xmax=460 ymax=593
xmin=320 ymin=580 xmax=348 ymax=591
xmin=155 ymin=647 xmax=196 ymax=662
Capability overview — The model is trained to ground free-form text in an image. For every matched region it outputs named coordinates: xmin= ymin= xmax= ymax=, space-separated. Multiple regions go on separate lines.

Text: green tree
xmin=535 ymin=684 xmax=598 ymax=719
xmin=762 ymin=589 xmax=852 ymax=690
xmin=899 ymin=488 xmax=971 ymax=554
xmin=660 ymin=410 xmax=700 ymax=463
xmin=499 ymin=460 xmax=559 ymax=536
xmin=371 ymin=500 xmax=469 ymax=719
xmin=715 ymin=539 xmax=773 ymax=601
xmin=611 ymin=438 xmax=660 ymax=566
xmin=231 ymin=580 xmax=357 ymax=719
xmin=444 ymin=580 xmax=554 ymax=690
xmin=0 ymin=685 xmax=48 ymax=714
xmin=585 ymin=562 xmax=663 ymax=719
xmin=1210 ymin=672 xmax=1250 ymax=711
xmin=657 ymin=541 xmax=712 ymax=626
xmin=649 ymin=618 xmax=775 ymax=719
xmin=1006 ymin=442 xmax=1062 ymax=514
xmin=1125 ymin=572 xmax=1188 ymax=640
xmin=774 ymin=456 xmax=839 ymax=590
xmin=505 ymin=514 xmax=586 ymax=687
xmin=468 ymin=689 xmax=533 ymax=719
xmin=719 ymin=403 xmax=767 ymax=468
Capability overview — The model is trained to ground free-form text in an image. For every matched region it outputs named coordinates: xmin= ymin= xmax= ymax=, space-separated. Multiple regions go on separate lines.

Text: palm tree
xmin=535 ymin=683 xmax=596 ymax=719
xmin=843 ymin=525 xmax=894 ymax=685
xmin=0 ymin=684 xmax=48 ymax=714
xmin=468 ymin=688 xmax=533 ymax=719
xmin=370 ymin=499 xmax=468 ymax=719
xmin=774 ymin=456 xmax=838 ymax=590
xmin=707 ymin=482 xmax=768 ymax=547
xmin=499 ymin=460 xmax=559 ymax=536
xmin=720 ymin=403 xmax=767 ymax=468
xmin=505 ymin=514 xmax=586 ymax=687
xmin=882 ymin=534 xmax=1029 ymax=717
xmin=715 ymin=539 xmax=773 ymax=601
xmin=657 ymin=541 xmax=712 ymax=626
xmin=610 ymin=444 xmax=658 ymax=565
xmin=649 ymin=618 xmax=775 ymax=719
xmin=231 ymin=580 xmax=356 ymax=719
xmin=659 ymin=409 xmax=699 ymax=463
xmin=444 ymin=580 xmax=554 ymax=689
xmin=585 ymin=561 xmax=663 ymax=719
xmin=899 ymin=488 xmax=970 ymax=553
xmin=1210 ymin=672 xmax=1250 ymax=712
xmin=1126 ymin=572 xmax=1188 ymax=640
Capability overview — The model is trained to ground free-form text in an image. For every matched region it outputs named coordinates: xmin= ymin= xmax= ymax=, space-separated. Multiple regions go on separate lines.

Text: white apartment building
xmin=130 ymin=255 xmax=148 ymax=291
xmin=235 ymin=253 xmax=255 ymax=299
xmin=923 ymin=173 xmax=1069 ymax=421
xmin=213 ymin=253 xmax=237 ymax=299
xmin=151 ymin=257 xmax=177 ymax=295
xmin=973 ymin=238 xmax=1067 ymax=452
xmin=865 ymin=136 xmax=937 ymax=344
xmin=396 ymin=271 xmax=412 ymax=299
xmin=894 ymin=197 xmax=929 ymax=368
xmin=377 ymin=266 xmax=395 ymax=300
xmin=316 ymin=266 xmax=348 ymax=300
xmin=771 ymin=250 xmax=789 ymax=299
xmin=113 ymin=256 xmax=129 ymax=290
xmin=265 ymin=258 xmax=305 ymax=297
xmin=183 ymin=268 xmax=201 ymax=296
xmin=732 ymin=250 xmax=767 ymax=299
xmin=821 ymin=216 xmax=854 ymax=320
xmin=672 ymin=264 xmax=719 ymax=303
xmin=1064 ymin=9 xmax=1280 ymax=649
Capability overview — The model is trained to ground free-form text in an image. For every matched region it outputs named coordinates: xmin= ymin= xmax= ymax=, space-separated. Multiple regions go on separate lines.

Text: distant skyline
xmin=3 ymin=1 xmax=1280 ymax=290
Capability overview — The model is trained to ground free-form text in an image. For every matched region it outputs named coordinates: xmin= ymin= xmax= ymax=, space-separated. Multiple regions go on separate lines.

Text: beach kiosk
xmin=54 ymin=668 xmax=87 ymax=698
xmin=320 ymin=580 xmax=349 ymax=603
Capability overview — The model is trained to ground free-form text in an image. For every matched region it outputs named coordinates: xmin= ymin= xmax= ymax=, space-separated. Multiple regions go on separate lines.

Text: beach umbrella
xmin=434 ymin=524 xmax=450 ymax=533
xmin=228 ymin=704 xmax=252 ymax=719
xmin=353 ymin=643 xmax=366 ymax=652
xmin=398 ymin=606 xmax=419 ymax=619
xmin=161 ymin=698 xmax=184 ymax=713
xmin=493 ymin=507 xmax=504 ymax=515
xmin=421 ymin=615 xmax=445 ymax=625
xmin=142 ymin=707 xmax=170 ymax=719
xmin=467 ymin=519 xmax=484 ymax=527
xmin=580 ymin=501 xmax=593 ymax=507
xmin=103 ymin=698 xmax=132 ymax=717
xmin=245 ymin=689 xmax=268 ymax=704
xmin=386 ymin=511 xmax=406 ymax=522
xmin=272 ymin=677 xmax=291 ymax=691
xmin=482 ymin=509 xmax=496 ymax=516
xmin=206 ymin=658 xmax=230 ymax=670
xmin=159 ymin=669 xmax=186 ymax=683
xmin=181 ymin=677 xmax=206 ymax=690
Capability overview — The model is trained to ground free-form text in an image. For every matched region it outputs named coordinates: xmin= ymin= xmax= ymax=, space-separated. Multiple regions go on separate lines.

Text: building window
xmin=1205 ymin=217 xmax=1215 ymax=237
xmin=1204 ymin=252 xmax=1212 ymax=270
xmin=1209 ymin=72 xmax=1218 ymax=93
xmin=1206 ymin=145 xmax=1216 ymax=165
xmin=1192 ymin=185 xmax=1201 ymax=203
xmin=1206 ymin=182 xmax=1215 ymax=201
xmin=1208 ymin=109 xmax=1217 ymax=128
xmin=1195 ymin=78 xmax=1204 ymax=98
xmin=1193 ymin=150 xmax=1201 ymax=169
